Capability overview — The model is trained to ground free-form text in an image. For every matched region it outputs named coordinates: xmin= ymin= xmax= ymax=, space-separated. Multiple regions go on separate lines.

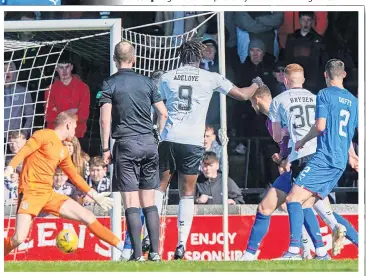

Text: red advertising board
xmin=4 ymin=214 xmax=358 ymax=261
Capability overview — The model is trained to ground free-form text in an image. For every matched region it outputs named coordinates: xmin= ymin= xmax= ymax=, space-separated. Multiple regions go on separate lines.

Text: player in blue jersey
xmin=155 ymin=40 xmax=264 ymax=260
xmin=279 ymin=59 xmax=358 ymax=260
xmin=241 ymin=79 xmax=358 ymax=261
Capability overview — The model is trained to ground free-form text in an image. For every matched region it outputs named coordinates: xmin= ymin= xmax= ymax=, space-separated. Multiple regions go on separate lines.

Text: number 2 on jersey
xmin=178 ymin=85 xmax=193 ymax=111
xmin=339 ymin=109 xmax=350 ymax=137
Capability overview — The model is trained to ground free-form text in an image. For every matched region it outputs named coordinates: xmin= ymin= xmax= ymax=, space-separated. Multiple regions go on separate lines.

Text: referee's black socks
xmin=125 ymin=207 xmax=143 ymax=258
xmin=142 ymin=205 xmax=160 ymax=254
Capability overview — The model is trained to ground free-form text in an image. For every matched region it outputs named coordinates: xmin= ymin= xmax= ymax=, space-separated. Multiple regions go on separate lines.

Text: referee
xmin=99 ymin=41 xmax=168 ymax=262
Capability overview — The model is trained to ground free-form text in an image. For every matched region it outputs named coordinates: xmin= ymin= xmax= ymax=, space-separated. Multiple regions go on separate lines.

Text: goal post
xmin=4 ymin=18 xmax=123 ymax=261
xmin=217 ymin=12 xmax=230 ymax=261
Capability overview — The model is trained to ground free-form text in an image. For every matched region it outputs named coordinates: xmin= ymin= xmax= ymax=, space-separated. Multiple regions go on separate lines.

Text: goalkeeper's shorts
xmin=17 ymin=190 xmax=69 ymax=217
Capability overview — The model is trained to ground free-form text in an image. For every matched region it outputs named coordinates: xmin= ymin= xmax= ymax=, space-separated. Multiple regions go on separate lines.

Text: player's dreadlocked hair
xmin=178 ymin=40 xmax=206 ymax=65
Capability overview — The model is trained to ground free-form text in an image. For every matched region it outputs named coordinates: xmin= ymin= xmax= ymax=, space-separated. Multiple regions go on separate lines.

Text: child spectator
xmin=87 ymin=156 xmax=110 ymax=192
xmin=6 ymin=130 xmax=28 ymax=172
xmin=77 ymin=156 xmax=110 ymax=206
xmin=204 ymin=125 xmax=223 ymax=171
xmin=63 ymin=136 xmax=90 ymax=179
xmin=196 ymin=152 xmax=244 ymax=205
xmin=52 ymin=167 xmax=75 ymax=198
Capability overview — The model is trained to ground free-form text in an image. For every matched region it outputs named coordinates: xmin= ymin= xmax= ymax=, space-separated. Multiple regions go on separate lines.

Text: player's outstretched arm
xmin=295 ymin=118 xmax=326 ymax=150
xmin=228 ymin=77 xmax=263 ymax=101
xmin=59 ymin=156 xmax=92 ymax=194
xmin=60 ymin=156 xmax=113 ymax=211
xmin=228 ymin=83 xmax=258 ymax=101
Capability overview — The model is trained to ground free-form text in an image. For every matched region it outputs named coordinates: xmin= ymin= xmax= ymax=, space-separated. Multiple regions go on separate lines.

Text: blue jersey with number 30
xmin=315 ymin=86 xmax=358 ymax=170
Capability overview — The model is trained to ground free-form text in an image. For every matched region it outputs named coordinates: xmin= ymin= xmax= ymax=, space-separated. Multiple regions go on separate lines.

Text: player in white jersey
xmin=241 ymin=79 xmax=340 ymax=261
xmin=268 ymin=64 xmax=330 ymax=260
xmin=269 ymin=64 xmax=357 ymax=260
xmin=155 ymin=40 xmax=264 ymax=259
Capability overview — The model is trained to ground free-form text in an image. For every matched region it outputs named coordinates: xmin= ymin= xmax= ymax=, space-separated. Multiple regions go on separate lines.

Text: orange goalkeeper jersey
xmin=9 ymin=129 xmax=91 ymax=194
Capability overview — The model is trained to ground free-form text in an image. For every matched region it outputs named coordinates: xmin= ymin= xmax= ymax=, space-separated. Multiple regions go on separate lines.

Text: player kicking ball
xmin=4 ymin=110 xmax=126 ymax=257
xmin=278 ymin=59 xmax=358 ymax=260
xmin=155 ymin=40 xmax=264 ymax=260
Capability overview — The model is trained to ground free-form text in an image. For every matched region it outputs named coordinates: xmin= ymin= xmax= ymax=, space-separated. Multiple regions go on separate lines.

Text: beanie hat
xmin=248 ymin=39 xmax=265 ymax=53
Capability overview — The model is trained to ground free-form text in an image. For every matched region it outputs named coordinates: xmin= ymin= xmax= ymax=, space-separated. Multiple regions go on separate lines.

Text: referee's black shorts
xmin=158 ymin=141 xmax=205 ymax=175
xmin=112 ymin=133 xmax=159 ymax=192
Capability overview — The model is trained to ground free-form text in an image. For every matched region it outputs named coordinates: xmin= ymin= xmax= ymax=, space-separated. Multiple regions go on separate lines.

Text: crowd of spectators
xmin=4 ymin=11 xmax=359 ymax=206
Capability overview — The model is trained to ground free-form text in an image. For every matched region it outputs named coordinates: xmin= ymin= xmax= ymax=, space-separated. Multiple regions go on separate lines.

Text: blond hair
xmin=69 ymin=136 xmax=89 ymax=177
xmin=284 ymin=63 xmax=305 ymax=85
xmin=54 ymin=109 xmax=78 ymax=128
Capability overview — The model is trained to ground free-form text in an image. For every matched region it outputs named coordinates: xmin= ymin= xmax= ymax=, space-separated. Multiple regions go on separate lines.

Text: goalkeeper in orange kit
xmin=4 ymin=110 xmax=125 ymax=256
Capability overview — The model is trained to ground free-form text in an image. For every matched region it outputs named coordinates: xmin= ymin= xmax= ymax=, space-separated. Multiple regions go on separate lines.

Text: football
xmin=56 ymin=229 xmax=79 ymax=254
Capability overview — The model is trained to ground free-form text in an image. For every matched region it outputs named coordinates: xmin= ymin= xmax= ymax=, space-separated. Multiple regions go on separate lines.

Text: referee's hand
xmin=103 ymin=150 xmax=111 ymax=165
xmin=153 ymin=125 xmax=161 ymax=145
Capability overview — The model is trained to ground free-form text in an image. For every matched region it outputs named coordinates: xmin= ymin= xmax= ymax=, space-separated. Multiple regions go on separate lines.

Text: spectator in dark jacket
xmin=271 ymin=60 xmax=287 ymax=97
xmin=200 ymin=35 xmax=236 ymax=130
xmin=236 ymin=39 xmax=276 ymax=88
xmin=233 ymin=39 xmax=276 ymax=138
xmin=196 ymin=152 xmax=244 ymax=205
xmin=4 ymin=61 xmax=34 ymax=135
xmin=234 ymin=12 xmax=284 ymax=62
xmin=284 ymin=12 xmax=327 ymax=92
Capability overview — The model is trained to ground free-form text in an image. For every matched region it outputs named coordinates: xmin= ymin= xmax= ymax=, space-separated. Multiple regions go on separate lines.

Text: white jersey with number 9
xmin=158 ymin=65 xmax=233 ymax=147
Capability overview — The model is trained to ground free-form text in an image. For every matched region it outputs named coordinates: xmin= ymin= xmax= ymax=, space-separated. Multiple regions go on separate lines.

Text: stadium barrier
xmin=4 ymin=204 xmax=358 ymax=261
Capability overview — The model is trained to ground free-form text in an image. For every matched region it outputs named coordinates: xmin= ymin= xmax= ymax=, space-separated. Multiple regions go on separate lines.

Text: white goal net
xmin=4 ymin=12 xmax=218 ymax=261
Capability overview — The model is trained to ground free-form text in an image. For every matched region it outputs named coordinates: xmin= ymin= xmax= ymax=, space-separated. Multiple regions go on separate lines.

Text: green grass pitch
xmin=5 ymin=260 xmax=358 ymax=272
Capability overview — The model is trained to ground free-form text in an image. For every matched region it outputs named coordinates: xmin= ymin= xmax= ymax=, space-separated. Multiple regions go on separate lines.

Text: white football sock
xmin=177 ymin=196 xmax=194 ymax=248
xmin=288 ymin=246 xmax=300 ymax=254
xmin=314 ymin=199 xmax=337 ymax=230
xmin=121 ymin=248 xmax=133 ymax=259
xmin=155 ymin=189 xmax=165 ymax=216
xmin=315 ymin=246 xmax=327 ymax=257
xmin=240 ymin=250 xmax=256 ymax=261
xmin=116 ymin=241 xmax=124 ymax=252
xmin=301 ymin=226 xmax=312 ymax=252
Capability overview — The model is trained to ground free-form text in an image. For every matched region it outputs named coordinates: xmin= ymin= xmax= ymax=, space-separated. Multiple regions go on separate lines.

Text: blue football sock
xmin=139 ymin=207 xmax=145 ymax=227
xmin=246 ymin=212 xmax=271 ymax=254
xmin=123 ymin=231 xmax=132 ymax=250
xmin=124 ymin=208 xmax=145 ymax=250
xmin=333 ymin=212 xmax=358 ymax=246
xmin=303 ymin=208 xmax=324 ymax=248
xmin=287 ymin=202 xmax=303 ymax=248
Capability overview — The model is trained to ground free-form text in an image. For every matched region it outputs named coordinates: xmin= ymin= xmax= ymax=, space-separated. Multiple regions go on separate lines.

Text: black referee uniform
xmin=99 ymin=68 xmax=161 ymax=192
